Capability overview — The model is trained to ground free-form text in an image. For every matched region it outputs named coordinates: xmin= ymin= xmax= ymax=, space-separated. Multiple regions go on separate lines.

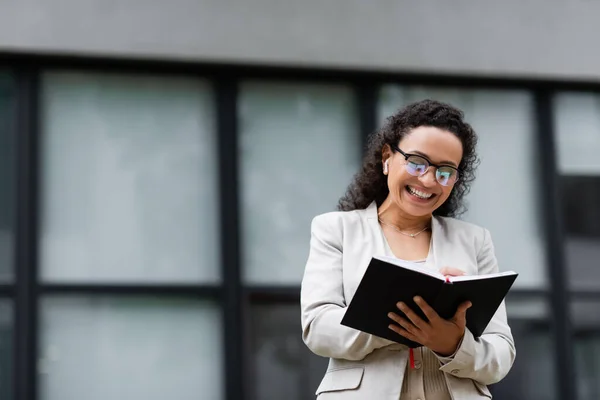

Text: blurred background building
xmin=0 ymin=0 xmax=599 ymax=399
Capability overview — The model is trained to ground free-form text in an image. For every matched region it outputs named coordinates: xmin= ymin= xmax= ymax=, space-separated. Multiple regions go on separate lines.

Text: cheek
xmin=387 ymin=169 xmax=410 ymax=193
xmin=438 ymin=186 xmax=454 ymax=202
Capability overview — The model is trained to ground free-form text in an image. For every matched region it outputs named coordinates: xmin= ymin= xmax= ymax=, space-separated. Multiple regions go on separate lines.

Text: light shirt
xmin=386 ymin=256 xmax=452 ymax=400
xmin=400 ymin=345 xmax=452 ymax=400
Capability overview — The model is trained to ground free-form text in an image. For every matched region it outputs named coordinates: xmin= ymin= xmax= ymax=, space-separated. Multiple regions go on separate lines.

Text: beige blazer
xmin=300 ymin=202 xmax=515 ymax=399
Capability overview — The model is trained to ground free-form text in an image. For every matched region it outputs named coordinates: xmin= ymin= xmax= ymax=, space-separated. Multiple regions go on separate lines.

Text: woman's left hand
xmin=388 ymin=296 xmax=472 ymax=357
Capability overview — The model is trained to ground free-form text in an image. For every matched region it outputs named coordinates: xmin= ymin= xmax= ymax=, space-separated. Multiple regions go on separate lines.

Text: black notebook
xmin=341 ymin=255 xmax=518 ymax=348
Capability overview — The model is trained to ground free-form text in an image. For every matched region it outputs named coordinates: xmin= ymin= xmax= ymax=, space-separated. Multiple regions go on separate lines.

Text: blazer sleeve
xmin=437 ymin=228 xmax=516 ymax=385
xmin=300 ymin=213 xmax=401 ymax=361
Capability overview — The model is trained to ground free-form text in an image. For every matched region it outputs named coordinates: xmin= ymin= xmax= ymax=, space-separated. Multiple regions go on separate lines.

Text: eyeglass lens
xmin=405 ymin=155 xmax=458 ymax=186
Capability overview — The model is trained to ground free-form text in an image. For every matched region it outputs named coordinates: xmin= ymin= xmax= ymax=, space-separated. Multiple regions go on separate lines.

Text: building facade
xmin=1 ymin=1 xmax=600 ymax=399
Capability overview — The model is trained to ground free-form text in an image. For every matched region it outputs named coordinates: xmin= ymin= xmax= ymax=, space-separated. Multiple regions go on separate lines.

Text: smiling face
xmin=383 ymin=126 xmax=463 ymax=217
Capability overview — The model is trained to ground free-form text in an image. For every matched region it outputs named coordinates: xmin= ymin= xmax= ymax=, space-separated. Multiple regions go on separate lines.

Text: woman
xmin=300 ymin=99 xmax=515 ymax=399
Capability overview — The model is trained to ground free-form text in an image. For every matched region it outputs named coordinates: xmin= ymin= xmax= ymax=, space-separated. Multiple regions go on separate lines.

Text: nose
xmin=418 ymin=168 xmax=438 ymax=187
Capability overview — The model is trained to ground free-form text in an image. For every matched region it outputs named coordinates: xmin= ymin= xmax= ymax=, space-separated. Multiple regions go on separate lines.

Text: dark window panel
xmin=248 ymin=303 xmax=328 ymax=400
xmin=490 ymin=319 xmax=556 ymax=400
xmin=490 ymin=297 xmax=556 ymax=400
xmin=564 ymin=238 xmax=600 ymax=290
xmin=559 ymin=176 xmax=600 ymax=289
xmin=0 ymin=72 xmax=16 ymax=282
xmin=561 ymin=176 xmax=600 ymax=238
xmin=0 ymin=300 xmax=13 ymax=399
xmin=571 ymin=300 xmax=600 ymax=400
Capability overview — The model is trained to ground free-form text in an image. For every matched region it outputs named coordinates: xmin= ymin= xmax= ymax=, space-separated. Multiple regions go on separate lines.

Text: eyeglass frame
xmin=389 ymin=143 xmax=461 ymax=185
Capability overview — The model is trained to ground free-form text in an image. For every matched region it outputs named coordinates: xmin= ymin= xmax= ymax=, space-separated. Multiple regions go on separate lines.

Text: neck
xmin=377 ymin=197 xmax=432 ymax=232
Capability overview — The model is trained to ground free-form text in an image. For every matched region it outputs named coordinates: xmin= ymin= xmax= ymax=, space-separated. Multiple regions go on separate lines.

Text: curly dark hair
xmin=337 ymin=99 xmax=479 ymax=218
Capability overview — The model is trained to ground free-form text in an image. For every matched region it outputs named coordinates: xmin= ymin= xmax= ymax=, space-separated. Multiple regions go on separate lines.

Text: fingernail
xmin=387 ymin=312 xmax=394 ymax=318
xmin=397 ymin=302 xmax=405 ymax=309
xmin=413 ymin=296 xmax=421 ymax=303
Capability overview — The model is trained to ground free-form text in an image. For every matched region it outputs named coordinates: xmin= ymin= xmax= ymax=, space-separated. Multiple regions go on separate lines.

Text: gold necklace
xmin=378 ymin=218 xmax=429 ymax=239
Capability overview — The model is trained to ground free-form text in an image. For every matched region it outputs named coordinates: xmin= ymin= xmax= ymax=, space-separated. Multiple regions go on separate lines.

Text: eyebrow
xmin=410 ymin=151 xmax=459 ymax=168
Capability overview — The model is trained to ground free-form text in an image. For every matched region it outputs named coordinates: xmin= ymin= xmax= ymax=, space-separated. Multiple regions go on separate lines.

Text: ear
xmin=381 ymin=144 xmax=392 ymax=174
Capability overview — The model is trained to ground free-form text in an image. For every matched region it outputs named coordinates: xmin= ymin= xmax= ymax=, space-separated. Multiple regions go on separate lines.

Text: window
xmin=39 ymin=72 xmax=219 ymax=284
xmin=38 ymin=297 xmax=222 ymax=400
xmin=1 ymin=63 xmax=585 ymax=400
xmin=0 ymin=72 xmax=15 ymax=282
xmin=239 ymin=82 xmax=360 ymax=285
xmin=378 ymin=86 xmax=547 ymax=289
xmin=37 ymin=71 xmax=223 ymax=400
xmin=554 ymin=93 xmax=600 ymax=290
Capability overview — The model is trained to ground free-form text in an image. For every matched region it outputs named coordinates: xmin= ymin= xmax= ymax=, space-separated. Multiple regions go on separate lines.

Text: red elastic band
xmin=409 ymin=348 xmax=415 ymax=369
xmin=445 ymin=276 xmax=451 ymax=283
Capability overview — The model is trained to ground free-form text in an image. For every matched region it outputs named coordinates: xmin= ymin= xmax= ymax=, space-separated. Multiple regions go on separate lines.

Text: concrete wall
xmin=1 ymin=0 xmax=599 ymax=80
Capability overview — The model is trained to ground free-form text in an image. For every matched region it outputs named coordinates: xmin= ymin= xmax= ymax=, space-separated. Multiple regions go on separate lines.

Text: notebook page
xmin=449 ymin=270 xmax=518 ymax=282
xmin=373 ymin=255 xmax=445 ymax=281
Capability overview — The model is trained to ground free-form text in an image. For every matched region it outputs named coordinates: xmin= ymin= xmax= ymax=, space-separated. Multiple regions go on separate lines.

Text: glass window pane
xmin=39 ymin=297 xmax=223 ymax=400
xmin=554 ymin=93 xmax=600 ymax=175
xmin=379 ymin=86 xmax=547 ymax=289
xmin=240 ymin=82 xmax=360 ymax=285
xmin=490 ymin=297 xmax=556 ymax=400
xmin=571 ymin=300 xmax=600 ymax=400
xmin=0 ymin=300 xmax=13 ymax=400
xmin=0 ymin=72 xmax=16 ymax=282
xmin=564 ymin=236 xmax=600 ymax=290
xmin=249 ymin=302 xmax=328 ymax=400
xmin=40 ymin=72 xmax=219 ymax=284
xmin=554 ymin=93 xmax=600 ymax=290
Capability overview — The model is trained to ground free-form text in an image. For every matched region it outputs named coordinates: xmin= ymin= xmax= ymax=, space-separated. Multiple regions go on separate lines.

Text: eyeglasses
xmin=390 ymin=144 xmax=460 ymax=186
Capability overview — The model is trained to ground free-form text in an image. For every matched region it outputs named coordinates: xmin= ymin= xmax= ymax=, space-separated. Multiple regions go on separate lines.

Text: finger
xmin=413 ymin=296 xmax=440 ymax=323
xmin=388 ymin=323 xmax=419 ymax=342
xmin=453 ymin=301 xmax=472 ymax=323
xmin=396 ymin=302 xmax=427 ymax=329
xmin=439 ymin=267 xmax=466 ymax=277
xmin=388 ymin=312 xmax=418 ymax=334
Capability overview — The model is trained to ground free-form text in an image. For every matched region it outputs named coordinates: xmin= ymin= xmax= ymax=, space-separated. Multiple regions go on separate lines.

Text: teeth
xmin=408 ymin=186 xmax=432 ymax=199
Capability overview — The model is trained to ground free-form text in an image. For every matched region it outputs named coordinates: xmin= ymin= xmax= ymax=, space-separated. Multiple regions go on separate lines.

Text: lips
xmin=406 ymin=185 xmax=435 ymax=200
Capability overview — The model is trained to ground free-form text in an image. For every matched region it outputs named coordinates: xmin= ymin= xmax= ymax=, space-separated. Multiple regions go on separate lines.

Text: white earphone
xmin=383 ymin=160 xmax=389 ymax=174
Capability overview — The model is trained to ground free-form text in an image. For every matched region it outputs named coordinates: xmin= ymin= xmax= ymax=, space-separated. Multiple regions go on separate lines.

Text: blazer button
xmin=451 ymin=369 xmax=460 ymax=375
xmin=414 ymin=360 xmax=422 ymax=369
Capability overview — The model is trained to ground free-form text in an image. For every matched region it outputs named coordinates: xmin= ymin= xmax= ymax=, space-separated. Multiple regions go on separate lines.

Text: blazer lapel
xmin=429 ymin=215 xmax=478 ymax=275
xmin=427 ymin=216 xmax=442 ymax=269
xmin=364 ymin=201 xmax=389 ymax=252
xmin=357 ymin=202 xmax=390 ymax=276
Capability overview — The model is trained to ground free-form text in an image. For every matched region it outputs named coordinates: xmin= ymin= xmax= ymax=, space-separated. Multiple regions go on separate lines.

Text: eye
xmin=436 ymin=167 xmax=458 ymax=185
xmin=406 ymin=156 xmax=428 ymax=172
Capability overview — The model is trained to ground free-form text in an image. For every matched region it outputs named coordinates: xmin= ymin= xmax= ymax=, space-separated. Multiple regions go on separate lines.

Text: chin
xmin=403 ymin=204 xmax=436 ymax=217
